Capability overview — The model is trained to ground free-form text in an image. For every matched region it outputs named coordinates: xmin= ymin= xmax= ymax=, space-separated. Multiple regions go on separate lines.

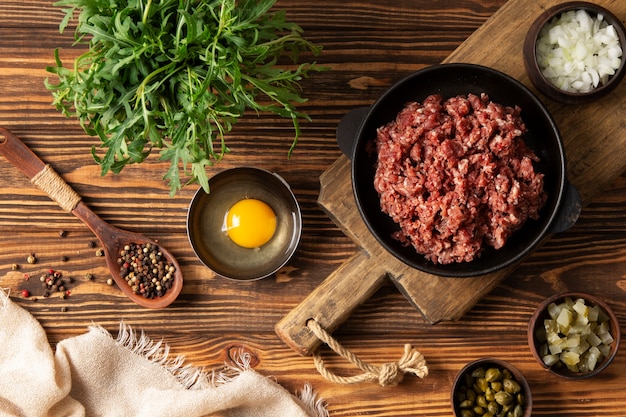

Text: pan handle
xmin=549 ymin=181 xmax=582 ymax=234
xmin=336 ymin=107 xmax=369 ymax=159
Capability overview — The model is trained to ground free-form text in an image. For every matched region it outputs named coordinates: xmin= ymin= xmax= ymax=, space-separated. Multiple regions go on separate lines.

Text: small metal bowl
xmin=187 ymin=167 xmax=302 ymax=281
xmin=523 ymin=2 xmax=626 ymax=104
xmin=451 ymin=358 xmax=532 ymax=417
xmin=528 ymin=292 xmax=620 ymax=379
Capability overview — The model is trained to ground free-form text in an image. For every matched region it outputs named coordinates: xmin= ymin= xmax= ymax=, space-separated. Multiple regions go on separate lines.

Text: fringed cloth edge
xmin=91 ymin=321 xmax=330 ymax=417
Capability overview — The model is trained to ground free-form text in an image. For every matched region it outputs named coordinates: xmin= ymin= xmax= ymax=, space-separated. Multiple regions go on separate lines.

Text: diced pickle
xmin=537 ymin=297 xmax=614 ymax=375
xmin=556 ymin=308 xmax=573 ymax=331
xmin=561 ymin=350 xmax=580 ymax=366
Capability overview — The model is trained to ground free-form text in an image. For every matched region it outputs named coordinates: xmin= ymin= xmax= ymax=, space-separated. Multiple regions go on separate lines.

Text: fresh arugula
xmin=45 ymin=0 xmax=325 ymax=195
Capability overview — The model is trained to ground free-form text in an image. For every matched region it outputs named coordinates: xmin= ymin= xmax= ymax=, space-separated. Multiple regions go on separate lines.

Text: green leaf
xmin=46 ymin=0 xmax=328 ymax=195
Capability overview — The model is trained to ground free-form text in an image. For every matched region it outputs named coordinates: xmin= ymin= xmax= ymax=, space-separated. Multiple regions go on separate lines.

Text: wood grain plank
xmin=3 ymin=1 xmax=626 ymax=416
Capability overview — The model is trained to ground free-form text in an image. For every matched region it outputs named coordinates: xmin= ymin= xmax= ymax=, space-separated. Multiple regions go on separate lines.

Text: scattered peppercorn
xmin=27 ymin=254 xmax=37 ymax=264
xmin=106 ymin=278 xmax=114 ymax=286
xmin=95 ymin=249 xmax=104 ymax=257
xmin=11 ymin=263 xmax=19 ymax=271
xmin=117 ymin=242 xmax=176 ymax=299
xmin=61 ymin=306 xmax=67 ymax=312
xmin=59 ymin=230 xmax=67 ymax=238
xmin=88 ymin=241 xmax=96 ymax=248
xmin=39 ymin=269 xmax=71 ymax=298
xmin=21 ymin=289 xmax=30 ymax=298
xmin=84 ymin=272 xmax=94 ymax=281
xmin=23 ymin=273 xmax=30 ymax=281
xmin=61 ymin=256 xmax=69 ymax=262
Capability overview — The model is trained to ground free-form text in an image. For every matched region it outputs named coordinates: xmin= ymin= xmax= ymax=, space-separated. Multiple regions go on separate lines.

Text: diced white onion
xmin=536 ymin=9 xmax=623 ymax=93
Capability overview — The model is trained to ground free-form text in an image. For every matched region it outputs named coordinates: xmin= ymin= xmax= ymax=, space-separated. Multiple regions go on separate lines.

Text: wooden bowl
xmin=186 ymin=167 xmax=302 ymax=281
xmin=528 ymin=292 xmax=620 ymax=379
xmin=451 ymin=358 xmax=532 ymax=417
xmin=523 ymin=2 xmax=626 ymax=104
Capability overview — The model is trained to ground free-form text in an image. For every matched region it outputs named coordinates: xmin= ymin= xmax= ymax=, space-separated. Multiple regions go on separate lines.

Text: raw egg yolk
xmin=224 ymin=199 xmax=277 ymax=248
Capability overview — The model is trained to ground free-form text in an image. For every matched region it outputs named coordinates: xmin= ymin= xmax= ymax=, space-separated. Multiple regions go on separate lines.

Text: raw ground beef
xmin=373 ymin=93 xmax=547 ymax=264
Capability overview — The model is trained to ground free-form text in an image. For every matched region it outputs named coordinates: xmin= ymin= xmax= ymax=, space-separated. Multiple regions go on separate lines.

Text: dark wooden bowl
xmin=528 ymin=292 xmax=620 ymax=379
xmin=451 ymin=358 xmax=532 ymax=417
xmin=523 ymin=2 xmax=626 ymax=104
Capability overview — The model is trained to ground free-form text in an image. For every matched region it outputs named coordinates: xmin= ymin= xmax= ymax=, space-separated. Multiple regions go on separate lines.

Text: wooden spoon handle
xmin=0 ymin=128 xmax=81 ymax=212
xmin=0 ymin=128 xmax=46 ymax=178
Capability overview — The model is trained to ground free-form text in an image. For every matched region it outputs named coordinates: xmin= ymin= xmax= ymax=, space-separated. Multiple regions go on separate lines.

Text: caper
xmin=491 ymin=381 xmax=502 ymax=392
xmin=466 ymin=389 xmax=476 ymax=403
xmin=485 ymin=387 xmax=495 ymax=402
xmin=456 ymin=389 xmax=468 ymax=402
xmin=471 ymin=367 xmax=486 ymax=378
xmin=503 ymin=378 xmax=521 ymax=394
xmin=459 ymin=400 xmax=474 ymax=409
xmin=485 ymin=367 xmax=503 ymax=382
xmin=456 ymin=364 xmax=527 ymax=417
xmin=476 ymin=378 xmax=489 ymax=392
xmin=495 ymin=391 xmax=513 ymax=406
xmin=487 ymin=401 xmax=500 ymax=415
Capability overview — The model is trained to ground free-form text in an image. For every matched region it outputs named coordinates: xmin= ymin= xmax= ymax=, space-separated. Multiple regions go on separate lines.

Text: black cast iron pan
xmin=337 ymin=63 xmax=581 ymax=277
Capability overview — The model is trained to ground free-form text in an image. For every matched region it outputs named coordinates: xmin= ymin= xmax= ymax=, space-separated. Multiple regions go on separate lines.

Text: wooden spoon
xmin=0 ymin=127 xmax=183 ymax=309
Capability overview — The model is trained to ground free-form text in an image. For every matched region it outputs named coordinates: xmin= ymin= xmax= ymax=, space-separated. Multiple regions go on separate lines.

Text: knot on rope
xmin=377 ymin=362 xmax=401 ymax=386
xmin=307 ymin=319 xmax=429 ymax=387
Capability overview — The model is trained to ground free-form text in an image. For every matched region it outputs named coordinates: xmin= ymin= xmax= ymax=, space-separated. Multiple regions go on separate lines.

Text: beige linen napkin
xmin=0 ymin=289 xmax=327 ymax=417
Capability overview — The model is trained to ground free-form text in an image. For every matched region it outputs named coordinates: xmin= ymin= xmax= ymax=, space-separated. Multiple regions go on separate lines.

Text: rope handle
xmin=31 ymin=164 xmax=81 ymax=212
xmin=307 ymin=319 xmax=429 ymax=386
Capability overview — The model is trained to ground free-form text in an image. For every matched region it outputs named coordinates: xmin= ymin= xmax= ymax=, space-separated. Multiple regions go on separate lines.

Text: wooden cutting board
xmin=276 ymin=0 xmax=626 ymax=356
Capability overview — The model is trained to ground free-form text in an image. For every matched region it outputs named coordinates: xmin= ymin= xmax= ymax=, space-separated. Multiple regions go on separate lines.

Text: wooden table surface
xmin=1 ymin=1 xmax=626 ymax=416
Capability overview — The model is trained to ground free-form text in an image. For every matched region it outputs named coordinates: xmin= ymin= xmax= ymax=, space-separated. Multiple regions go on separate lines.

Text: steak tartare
xmin=374 ymin=93 xmax=547 ymax=264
